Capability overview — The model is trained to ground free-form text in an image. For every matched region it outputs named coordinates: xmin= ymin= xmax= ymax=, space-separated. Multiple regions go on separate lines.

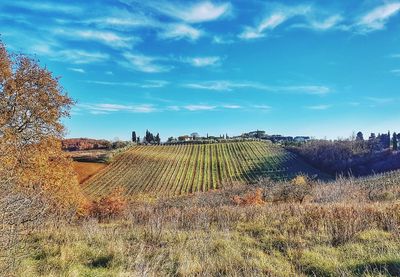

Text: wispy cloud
xmin=84 ymin=11 xmax=159 ymax=29
xmin=85 ymin=80 xmax=138 ymax=87
xmin=306 ymin=104 xmax=331 ymax=110
xmin=239 ymin=13 xmax=287 ymax=39
xmin=365 ymin=97 xmax=395 ymax=105
xmin=183 ymin=80 xmax=330 ymax=95
xmin=121 ymin=53 xmax=172 ymax=73
xmin=36 ymin=46 xmax=109 ymax=64
xmin=141 ymin=80 xmax=170 ymax=88
xmin=222 ymin=104 xmax=242 ymax=109
xmin=58 ymin=49 xmax=109 ymax=64
xmin=308 ymin=15 xmax=344 ymax=30
xmin=184 ymin=104 xmax=217 ymax=111
xmin=160 ymin=23 xmax=203 ymax=41
xmin=78 ymin=103 xmax=157 ymax=114
xmin=212 ymin=35 xmax=235 ymax=44
xmin=68 ymin=68 xmax=85 ymax=73
xmin=86 ymin=80 xmax=169 ymax=88
xmin=78 ymin=102 xmax=258 ymax=114
xmin=239 ymin=2 xmax=400 ymax=38
xmin=239 ymin=5 xmax=311 ymax=40
xmin=183 ymin=56 xmax=221 ymax=67
xmin=253 ymin=105 xmax=272 ymax=111
xmin=141 ymin=1 xmax=232 ymax=23
xmin=294 ymin=14 xmax=344 ymax=31
xmin=390 ymin=69 xmax=400 ymax=76
xmin=53 ymin=28 xmax=137 ymax=49
xmin=5 ymin=1 xmax=82 ymax=14
xmin=356 ymin=3 xmax=400 ymax=32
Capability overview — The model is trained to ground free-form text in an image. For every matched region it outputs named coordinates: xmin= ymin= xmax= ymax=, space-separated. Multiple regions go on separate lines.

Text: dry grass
xmin=10 ymin=172 xmax=400 ymax=276
xmin=73 ymin=162 xmax=107 ymax=184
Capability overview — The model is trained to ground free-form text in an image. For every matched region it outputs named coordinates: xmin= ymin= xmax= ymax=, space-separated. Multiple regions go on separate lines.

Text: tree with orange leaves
xmin=0 ymin=40 xmax=85 ymax=212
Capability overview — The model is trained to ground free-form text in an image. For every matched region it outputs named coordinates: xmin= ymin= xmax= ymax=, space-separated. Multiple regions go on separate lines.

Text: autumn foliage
xmin=87 ymin=187 xmax=128 ymax=220
xmin=232 ymin=188 xmax=265 ymax=205
xmin=0 ymin=40 xmax=85 ymax=212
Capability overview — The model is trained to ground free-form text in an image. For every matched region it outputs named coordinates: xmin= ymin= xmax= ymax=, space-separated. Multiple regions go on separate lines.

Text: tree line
xmin=132 ymin=130 xmax=161 ymax=144
xmin=356 ymin=131 xmax=399 ymax=151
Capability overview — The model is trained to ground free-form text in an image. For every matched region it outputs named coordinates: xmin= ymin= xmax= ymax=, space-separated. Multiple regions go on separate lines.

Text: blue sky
xmin=1 ymin=0 xmax=400 ymax=141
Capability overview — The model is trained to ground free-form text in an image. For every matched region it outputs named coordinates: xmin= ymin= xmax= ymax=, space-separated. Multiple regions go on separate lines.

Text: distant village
xmin=63 ymin=130 xmax=400 ymax=152
xmin=132 ymin=130 xmax=311 ymax=145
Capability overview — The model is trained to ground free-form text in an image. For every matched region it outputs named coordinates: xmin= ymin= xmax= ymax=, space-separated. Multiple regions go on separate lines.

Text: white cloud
xmin=184 ymin=105 xmax=217 ymax=111
xmin=77 ymin=102 xmax=277 ymax=114
xmin=79 ymin=103 xmax=157 ymax=114
xmin=223 ymin=105 xmax=241 ymax=109
xmin=365 ymin=97 xmax=394 ymax=105
xmin=160 ymin=23 xmax=203 ymax=41
xmin=183 ymin=81 xmax=330 ymax=95
xmin=84 ymin=12 xmax=159 ymax=29
xmin=356 ymin=3 xmax=400 ymax=32
xmin=122 ymin=53 xmax=172 ymax=73
xmin=184 ymin=81 xmax=233 ymax=91
xmin=306 ymin=105 xmax=331 ymax=110
xmin=212 ymin=35 xmax=235 ymax=44
xmin=58 ymin=49 xmax=109 ymax=64
xmin=0 ymin=26 xmax=112 ymax=64
xmin=5 ymin=1 xmax=82 ymax=14
xmin=29 ymin=44 xmax=109 ymax=64
xmin=390 ymin=69 xmax=400 ymax=76
xmin=144 ymin=1 xmax=232 ymax=23
xmin=240 ymin=13 xmax=286 ymax=39
xmin=184 ymin=56 xmax=221 ymax=67
xmin=299 ymin=14 xmax=344 ymax=31
xmin=86 ymin=80 xmax=138 ymax=86
xmin=85 ymin=80 xmax=168 ymax=88
xmin=253 ymin=105 xmax=272 ymax=110
xmin=53 ymin=28 xmax=137 ymax=49
xmin=68 ymin=68 xmax=85 ymax=73
xmin=141 ymin=80 xmax=169 ymax=88
xmin=239 ymin=5 xmax=311 ymax=40
xmin=348 ymin=102 xmax=360 ymax=107
xmin=282 ymin=85 xmax=331 ymax=95
xmin=311 ymin=15 xmax=343 ymax=30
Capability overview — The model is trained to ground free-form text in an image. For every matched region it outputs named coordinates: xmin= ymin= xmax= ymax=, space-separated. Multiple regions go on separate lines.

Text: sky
xmin=1 ymin=0 xmax=400 ymax=141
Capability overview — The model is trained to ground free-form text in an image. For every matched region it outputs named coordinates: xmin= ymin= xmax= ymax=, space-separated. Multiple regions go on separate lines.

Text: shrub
xmin=89 ymin=188 xmax=128 ymax=221
xmin=232 ymin=188 xmax=264 ymax=205
xmin=265 ymin=175 xmax=314 ymax=203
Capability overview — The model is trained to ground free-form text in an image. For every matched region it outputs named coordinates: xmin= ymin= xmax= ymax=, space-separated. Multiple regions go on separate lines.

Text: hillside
xmin=83 ymin=141 xmax=327 ymax=197
xmin=62 ymin=138 xmax=111 ymax=151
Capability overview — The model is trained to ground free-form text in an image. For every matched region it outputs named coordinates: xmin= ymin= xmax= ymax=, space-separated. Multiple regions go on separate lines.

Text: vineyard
xmin=83 ymin=141 xmax=326 ymax=197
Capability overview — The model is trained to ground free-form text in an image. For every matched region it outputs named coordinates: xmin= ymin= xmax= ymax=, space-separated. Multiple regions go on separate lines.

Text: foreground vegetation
xmin=84 ymin=141 xmax=326 ymax=197
xmin=17 ymin=172 xmax=400 ymax=276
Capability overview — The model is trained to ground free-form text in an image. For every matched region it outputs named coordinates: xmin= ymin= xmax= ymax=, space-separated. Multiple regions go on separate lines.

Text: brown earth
xmin=73 ymin=162 xmax=107 ymax=184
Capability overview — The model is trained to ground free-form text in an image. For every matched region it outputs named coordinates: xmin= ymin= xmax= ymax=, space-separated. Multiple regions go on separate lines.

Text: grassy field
xmin=83 ymin=141 xmax=326 ymax=197
xmin=16 ymin=171 xmax=400 ymax=276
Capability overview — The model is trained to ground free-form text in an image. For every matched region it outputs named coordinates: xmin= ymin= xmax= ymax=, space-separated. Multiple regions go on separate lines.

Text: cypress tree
xmin=393 ymin=132 xmax=398 ymax=151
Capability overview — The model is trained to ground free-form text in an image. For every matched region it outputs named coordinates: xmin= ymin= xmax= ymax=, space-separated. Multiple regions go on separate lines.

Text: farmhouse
xmin=178 ymin=135 xmax=193 ymax=142
xmin=294 ymin=136 xmax=311 ymax=143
